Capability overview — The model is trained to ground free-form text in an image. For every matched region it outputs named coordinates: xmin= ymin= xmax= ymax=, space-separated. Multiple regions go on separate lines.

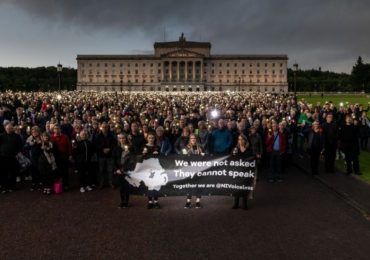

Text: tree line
xmin=0 ymin=66 xmax=76 ymax=91
xmin=288 ymin=56 xmax=370 ymax=92
xmin=0 ymin=57 xmax=369 ymax=92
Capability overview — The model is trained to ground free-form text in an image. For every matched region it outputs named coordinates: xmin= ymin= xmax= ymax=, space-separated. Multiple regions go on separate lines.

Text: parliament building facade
xmin=76 ymin=35 xmax=288 ymax=92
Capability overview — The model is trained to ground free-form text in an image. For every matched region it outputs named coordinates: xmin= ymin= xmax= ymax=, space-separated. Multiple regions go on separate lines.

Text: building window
xmin=105 ymin=63 xmax=108 ymax=67
xmin=112 ymin=64 xmax=115 ymax=67
xmin=250 ymin=70 xmax=252 ymax=74
xmin=242 ymin=63 xmax=245 ymax=67
xmin=265 ymin=70 xmax=267 ymax=74
xmin=280 ymin=63 xmax=283 ymax=67
xmin=250 ymin=64 xmax=252 ymax=67
xmin=105 ymin=70 xmax=108 ymax=74
xmin=227 ymin=70 xmax=229 ymax=74
xmin=81 ymin=63 xmax=85 ymax=67
xmin=257 ymin=70 xmax=260 ymax=74
xmin=150 ymin=63 xmax=153 ymax=67
xmin=234 ymin=63 xmax=237 ymax=67
xmin=219 ymin=63 xmax=222 ymax=67
xmin=135 ymin=70 xmax=138 ymax=74
xmin=120 ymin=63 xmax=123 ymax=67
xmin=128 ymin=70 xmax=131 ymax=74
xmin=234 ymin=70 xmax=237 ymax=74
xmin=89 ymin=63 xmax=92 ymax=67
xmin=143 ymin=63 xmax=146 ymax=67
xmin=272 ymin=63 xmax=275 ymax=67
xmin=242 ymin=70 xmax=245 ymax=74
xmin=265 ymin=63 xmax=268 ymax=67
xmin=272 ymin=70 xmax=275 ymax=74
xmin=135 ymin=64 xmax=138 ymax=67
xmin=280 ymin=70 xmax=283 ymax=74
xmin=158 ymin=69 xmax=161 ymax=74
xmin=257 ymin=63 xmax=260 ymax=67
xmin=265 ymin=79 xmax=268 ymax=83
xmin=204 ymin=62 xmax=207 ymax=66
xmin=135 ymin=79 xmax=138 ymax=83
xmin=212 ymin=70 xmax=215 ymax=74
xmin=212 ymin=63 xmax=215 ymax=67
xmin=227 ymin=63 xmax=229 ymax=67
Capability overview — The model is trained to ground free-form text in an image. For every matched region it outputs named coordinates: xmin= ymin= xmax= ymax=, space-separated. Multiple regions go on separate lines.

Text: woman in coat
xmin=38 ymin=132 xmax=57 ymax=195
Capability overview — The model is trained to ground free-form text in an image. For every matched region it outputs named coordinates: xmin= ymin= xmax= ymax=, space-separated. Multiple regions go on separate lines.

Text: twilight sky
xmin=0 ymin=0 xmax=369 ymax=73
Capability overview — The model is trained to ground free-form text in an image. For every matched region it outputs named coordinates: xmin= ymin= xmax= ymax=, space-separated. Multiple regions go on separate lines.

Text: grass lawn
xmin=299 ymin=94 xmax=370 ymax=183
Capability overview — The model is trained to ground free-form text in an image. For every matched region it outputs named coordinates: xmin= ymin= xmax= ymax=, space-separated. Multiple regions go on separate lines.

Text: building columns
xmin=169 ymin=62 xmax=172 ymax=82
xmin=185 ymin=61 xmax=188 ymax=81
xmin=192 ymin=61 xmax=195 ymax=81
xmin=177 ymin=61 xmax=180 ymax=82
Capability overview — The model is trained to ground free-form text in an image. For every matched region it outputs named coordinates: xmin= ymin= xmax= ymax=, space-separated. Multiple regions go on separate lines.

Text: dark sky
xmin=1 ymin=0 xmax=369 ymax=73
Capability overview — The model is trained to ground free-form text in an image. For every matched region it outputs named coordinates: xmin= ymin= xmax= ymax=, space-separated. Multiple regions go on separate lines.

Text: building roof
xmin=76 ymin=54 xmax=288 ymax=61
xmin=77 ymin=55 xmax=158 ymax=60
xmin=209 ymin=55 xmax=288 ymax=60
xmin=154 ymin=41 xmax=211 ymax=49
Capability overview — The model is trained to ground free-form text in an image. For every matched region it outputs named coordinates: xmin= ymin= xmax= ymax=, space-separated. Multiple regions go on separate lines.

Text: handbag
xmin=53 ymin=179 xmax=63 ymax=194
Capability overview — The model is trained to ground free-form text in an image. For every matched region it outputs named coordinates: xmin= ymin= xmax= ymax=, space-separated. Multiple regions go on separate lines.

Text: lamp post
xmin=293 ymin=63 xmax=298 ymax=95
xmin=57 ymin=63 xmax=63 ymax=91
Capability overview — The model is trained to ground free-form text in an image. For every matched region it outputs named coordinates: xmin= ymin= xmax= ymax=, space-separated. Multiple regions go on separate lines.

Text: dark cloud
xmin=2 ymin=0 xmax=370 ymax=72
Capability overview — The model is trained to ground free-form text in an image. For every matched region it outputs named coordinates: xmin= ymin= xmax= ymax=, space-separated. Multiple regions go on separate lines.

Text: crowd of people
xmin=0 ymin=91 xmax=369 ymax=209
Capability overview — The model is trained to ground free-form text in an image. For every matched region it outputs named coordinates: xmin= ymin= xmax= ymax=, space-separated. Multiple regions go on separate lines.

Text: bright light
xmin=57 ymin=94 xmax=62 ymax=100
xmin=340 ymin=102 xmax=344 ymax=107
xmin=211 ymin=110 xmax=219 ymax=119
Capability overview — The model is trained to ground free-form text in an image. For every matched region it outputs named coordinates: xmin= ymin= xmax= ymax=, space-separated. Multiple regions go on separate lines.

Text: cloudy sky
xmin=0 ymin=0 xmax=369 ymax=73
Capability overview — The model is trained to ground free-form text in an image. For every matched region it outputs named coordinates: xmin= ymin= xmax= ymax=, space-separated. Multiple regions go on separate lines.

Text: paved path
xmin=1 ymin=167 xmax=370 ymax=260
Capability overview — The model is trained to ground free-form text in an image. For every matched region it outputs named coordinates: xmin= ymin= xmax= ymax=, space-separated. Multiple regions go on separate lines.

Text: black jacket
xmin=0 ymin=132 xmax=23 ymax=157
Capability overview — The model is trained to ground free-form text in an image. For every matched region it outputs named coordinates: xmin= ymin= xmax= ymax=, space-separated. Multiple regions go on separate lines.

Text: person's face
xmin=42 ymin=135 xmax=49 ymax=142
xmin=326 ymin=115 xmax=333 ymax=123
xmin=272 ymin=122 xmax=278 ymax=131
xmin=118 ymin=135 xmax=127 ymax=145
xmin=101 ymin=124 xmax=109 ymax=133
xmin=250 ymin=128 xmax=256 ymax=135
xmin=346 ymin=116 xmax=352 ymax=125
xmin=80 ymin=131 xmax=88 ymax=140
xmin=156 ymin=129 xmax=164 ymax=137
xmin=147 ymin=135 xmax=155 ymax=144
xmin=53 ymin=126 xmax=61 ymax=135
xmin=218 ymin=120 xmax=225 ymax=129
xmin=238 ymin=136 xmax=246 ymax=146
xmin=131 ymin=123 xmax=138 ymax=133
xmin=31 ymin=128 xmax=39 ymax=137
xmin=189 ymin=135 xmax=197 ymax=145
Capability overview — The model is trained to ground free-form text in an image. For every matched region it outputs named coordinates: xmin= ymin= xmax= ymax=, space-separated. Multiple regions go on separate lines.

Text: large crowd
xmin=0 ymin=91 xmax=369 ymax=209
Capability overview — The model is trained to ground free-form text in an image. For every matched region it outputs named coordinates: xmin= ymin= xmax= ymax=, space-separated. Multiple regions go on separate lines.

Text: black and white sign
xmin=125 ymin=155 xmax=256 ymax=197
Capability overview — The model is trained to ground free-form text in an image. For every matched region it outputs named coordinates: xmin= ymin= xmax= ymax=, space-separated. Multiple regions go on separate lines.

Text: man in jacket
xmin=0 ymin=123 xmax=23 ymax=193
xmin=265 ymin=121 xmax=286 ymax=182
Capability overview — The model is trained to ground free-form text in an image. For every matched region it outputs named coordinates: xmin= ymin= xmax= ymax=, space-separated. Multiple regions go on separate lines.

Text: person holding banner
xmin=183 ymin=134 xmax=204 ymax=209
xmin=142 ymin=132 xmax=161 ymax=209
xmin=114 ymin=134 xmax=132 ymax=208
xmin=232 ymin=134 xmax=252 ymax=209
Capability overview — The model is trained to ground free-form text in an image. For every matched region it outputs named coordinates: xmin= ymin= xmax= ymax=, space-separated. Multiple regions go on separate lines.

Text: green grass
xmin=335 ymin=151 xmax=370 ymax=183
xmin=299 ymin=94 xmax=370 ymax=183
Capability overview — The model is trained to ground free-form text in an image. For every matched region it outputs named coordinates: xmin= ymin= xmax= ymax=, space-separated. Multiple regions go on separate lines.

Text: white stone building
xmin=76 ymin=35 xmax=288 ymax=92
